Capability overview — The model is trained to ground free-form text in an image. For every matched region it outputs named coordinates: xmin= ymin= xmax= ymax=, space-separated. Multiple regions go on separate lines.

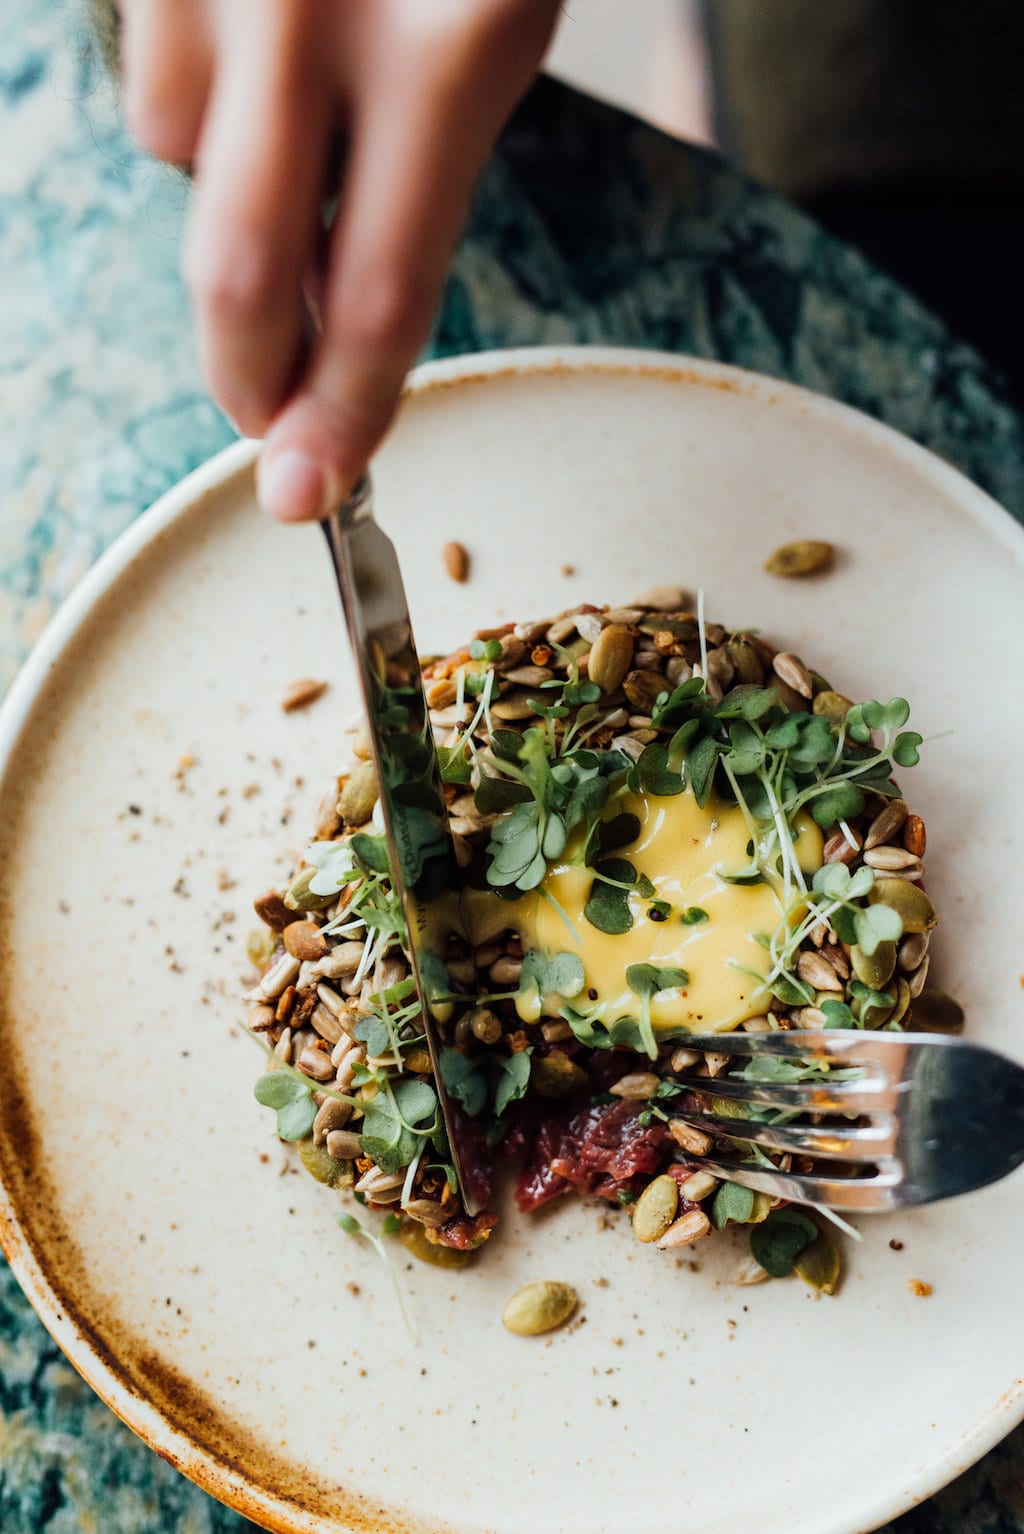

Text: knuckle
xmin=123 ymin=90 xmax=193 ymax=162
xmin=336 ymin=271 xmax=435 ymax=356
xmin=185 ymin=233 xmax=281 ymax=321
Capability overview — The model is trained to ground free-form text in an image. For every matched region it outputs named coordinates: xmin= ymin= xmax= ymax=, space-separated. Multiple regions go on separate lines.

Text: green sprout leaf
xmin=681 ymin=906 xmax=710 ymax=925
xmin=494 ymin=1050 xmax=533 ymax=1116
xmin=439 ymin=1048 xmax=487 ymax=1118
xmin=686 ymin=733 xmax=720 ymax=807
xmin=520 ymin=950 xmax=586 ymax=1003
xmin=254 ymin=1070 xmax=317 ymax=1141
xmin=711 ymin=1180 xmax=756 ymax=1228
xmin=583 ymin=858 xmax=637 ymax=935
xmin=635 ymin=742 xmax=685 ymax=797
xmin=750 ymin=1209 xmax=819 ymax=1277
xmin=626 ymin=963 xmax=690 ymax=998
xmin=809 ymin=784 xmax=865 ymax=829
xmin=349 ymin=832 xmax=392 ymax=875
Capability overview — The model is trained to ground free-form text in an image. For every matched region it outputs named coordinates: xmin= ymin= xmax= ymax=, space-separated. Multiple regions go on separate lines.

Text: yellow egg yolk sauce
xmin=466 ymin=787 xmax=823 ymax=1034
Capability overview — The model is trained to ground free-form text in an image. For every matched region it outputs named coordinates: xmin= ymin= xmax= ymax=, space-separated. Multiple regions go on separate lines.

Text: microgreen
xmin=440 ymin=1047 xmax=487 ymax=1117
xmin=625 ymin=963 xmax=689 ymax=1059
xmin=470 ymin=639 xmax=503 ymax=663
xmin=519 ymin=950 xmax=586 ymax=1004
xmin=337 ymin=1212 xmax=413 ymax=1339
xmin=349 ymin=831 xmax=392 ymax=876
xmin=681 ymin=906 xmax=709 ymax=925
xmin=711 ymin=1180 xmax=756 ymax=1228
xmin=583 ymin=857 xmax=637 ymax=935
xmin=494 ymin=1051 xmax=533 ymax=1115
xmin=749 ymin=1209 xmax=819 ymax=1277
xmin=253 ymin=1070 xmax=318 ymax=1141
xmin=304 ymin=839 xmax=357 ymax=895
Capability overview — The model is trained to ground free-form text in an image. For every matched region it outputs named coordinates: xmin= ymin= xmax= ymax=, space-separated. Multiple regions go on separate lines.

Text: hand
xmin=119 ymin=0 xmax=560 ymax=520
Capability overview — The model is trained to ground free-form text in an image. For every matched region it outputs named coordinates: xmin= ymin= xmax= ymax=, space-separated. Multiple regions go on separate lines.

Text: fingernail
xmin=258 ymin=448 xmax=336 ymax=522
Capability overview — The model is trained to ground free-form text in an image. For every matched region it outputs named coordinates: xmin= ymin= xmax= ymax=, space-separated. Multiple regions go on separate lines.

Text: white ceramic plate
xmin=2 ymin=348 xmax=1023 ymax=1534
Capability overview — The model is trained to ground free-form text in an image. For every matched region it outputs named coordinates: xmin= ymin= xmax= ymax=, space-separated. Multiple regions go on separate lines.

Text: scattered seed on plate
xmin=281 ymin=678 xmax=328 ymax=712
xmin=764 ymin=540 xmax=834 ymax=578
xmin=502 ymin=1281 xmax=578 ymax=1336
xmin=443 ymin=540 xmax=470 ymax=582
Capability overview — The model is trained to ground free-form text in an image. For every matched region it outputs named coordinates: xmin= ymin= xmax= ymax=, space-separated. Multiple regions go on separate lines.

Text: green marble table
xmin=4 ymin=4 xmax=1024 ymax=1531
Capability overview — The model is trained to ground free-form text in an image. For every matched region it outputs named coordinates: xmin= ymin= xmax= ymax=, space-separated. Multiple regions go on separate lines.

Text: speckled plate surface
xmin=1 ymin=348 xmax=1023 ymax=1534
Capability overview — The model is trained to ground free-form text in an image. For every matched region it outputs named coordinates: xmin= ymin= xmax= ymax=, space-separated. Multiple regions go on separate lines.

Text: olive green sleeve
xmin=705 ymin=0 xmax=1024 ymax=199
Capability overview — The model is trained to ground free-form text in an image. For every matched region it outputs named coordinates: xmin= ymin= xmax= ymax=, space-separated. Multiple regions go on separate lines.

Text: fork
xmin=667 ymin=1031 xmax=1024 ymax=1211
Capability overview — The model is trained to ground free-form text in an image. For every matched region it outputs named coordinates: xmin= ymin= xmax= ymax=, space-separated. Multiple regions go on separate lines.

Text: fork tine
xmin=677 ymin=1109 xmax=897 ymax=1162
xmin=670 ymin=1072 xmax=893 ymax=1116
xmin=689 ymin=1155 xmax=903 ymax=1212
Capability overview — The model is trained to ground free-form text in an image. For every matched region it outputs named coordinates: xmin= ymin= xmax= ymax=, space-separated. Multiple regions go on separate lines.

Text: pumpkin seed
xmin=725 ymin=638 xmax=764 ymax=684
xmin=622 ymin=669 xmax=668 ymax=713
xmin=502 ymin=1281 xmax=578 ymax=1336
xmin=491 ymin=691 xmax=546 ymax=720
xmin=889 ymin=976 xmax=912 ymax=1026
xmin=773 ymin=651 xmax=813 ymax=699
xmin=402 ymin=1199 xmax=449 ymax=1228
xmin=588 ymin=623 xmax=635 ymax=694
xmin=609 ymin=1071 xmax=660 ymax=1100
xmin=812 ymin=690 xmax=853 ymax=725
xmin=298 ymin=1140 xmax=351 ymax=1188
xmin=284 ymin=866 xmax=336 ymax=912
xmin=705 ymin=647 xmax=735 ymax=690
xmin=531 ymin=1053 xmax=591 ymax=1099
xmin=764 ymin=539 xmax=834 ymax=578
xmin=793 ymin=1229 xmax=840 ymax=1294
xmin=632 ymin=1174 xmax=680 ymax=1242
xmin=338 ymin=761 xmax=379 ymax=826
xmin=863 ymin=799 xmax=908 ymax=851
xmin=851 ymin=939 xmax=896 ymax=989
xmin=502 ymin=665 xmax=554 ymax=687
xmin=868 ymin=878 xmax=936 ymax=933
xmin=399 ymin=1220 xmax=476 ymax=1269
xmin=907 ymin=989 xmax=965 ymax=1033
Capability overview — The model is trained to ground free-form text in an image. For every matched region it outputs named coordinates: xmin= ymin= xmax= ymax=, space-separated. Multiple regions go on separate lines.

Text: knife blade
xmin=321 ymin=476 xmax=489 ymax=1216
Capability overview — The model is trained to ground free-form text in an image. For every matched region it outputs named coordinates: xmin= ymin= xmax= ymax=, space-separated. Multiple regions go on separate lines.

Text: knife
xmin=321 ymin=476 xmax=489 ymax=1216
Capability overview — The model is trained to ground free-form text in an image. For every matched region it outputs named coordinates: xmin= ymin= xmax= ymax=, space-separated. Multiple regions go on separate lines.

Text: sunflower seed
xmin=678 ymin=1170 xmax=719 ymax=1202
xmin=773 ymin=652 xmax=813 ymax=698
xmin=864 ymin=845 xmax=920 ymax=872
xmin=796 ymin=951 xmax=844 ymax=991
xmin=503 ymin=665 xmax=554 ymax=686
xmin=669 ymin=1120 xmax=712 ymax=1155
xmin=656 ymin=1210 xmax=712 ymax=1249
xmin=864 ymin=799 xmax=909 ymax=850
xmin=609 ymin=1071 xmax=660 ymax=1099
xmin=313 ymin=1096 xmax=352 ymax=1144
xmin=897 ymin=931 xmax=931 ymax=972
xmin=907 ymin=955 xmax=931 ymax=998
xmin=326 ymin=1130 xmax=363 ymax=1160
xmin=633 ymin=584 xmax=686 ymax=610
xmin=575 ymin=612 xmax=607 ymax=643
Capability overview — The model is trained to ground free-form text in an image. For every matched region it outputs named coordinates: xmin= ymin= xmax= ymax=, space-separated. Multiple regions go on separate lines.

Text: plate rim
xmin=1 ymin=344 xmax=1022 ymax=1534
